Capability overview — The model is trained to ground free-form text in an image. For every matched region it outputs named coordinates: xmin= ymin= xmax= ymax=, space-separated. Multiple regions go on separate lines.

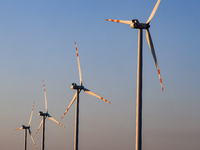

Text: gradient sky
xmin=0 ymin=0 xmax=200 ymax=150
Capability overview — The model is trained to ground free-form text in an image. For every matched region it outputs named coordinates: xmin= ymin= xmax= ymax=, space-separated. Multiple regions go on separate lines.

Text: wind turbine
xmin=61 ymin=42 xmax=111 ymax=150
xmin=106 ymin=0 xmax=163 ymax=150
xmin=14 ymin=102 xmax=37 ymax=150
xmin=34 ymin=80 xmax=65 ymax=150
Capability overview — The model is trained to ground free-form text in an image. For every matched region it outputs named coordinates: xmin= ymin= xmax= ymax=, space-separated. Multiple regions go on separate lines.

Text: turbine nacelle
xmin=71 ymin=83 xmax=84 ymax=90
xmin=130 ymin=19 xmax=150 ymax=29
xmin=38 ymin=111 xmax=49 ymax=116
xmin=22 ymin=125 xmax=30 ymax=129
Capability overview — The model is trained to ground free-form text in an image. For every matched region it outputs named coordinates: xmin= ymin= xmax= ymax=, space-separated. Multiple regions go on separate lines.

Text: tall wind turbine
xmin=61 ymin=42 xmax=111 ymax=150
xmin=34 ymin=80 xmax=65 ymax=150
xmin=106 ymin=0 xmax=163 ymax=150
xmin=14 ymin=102 xmax=37 ymax=150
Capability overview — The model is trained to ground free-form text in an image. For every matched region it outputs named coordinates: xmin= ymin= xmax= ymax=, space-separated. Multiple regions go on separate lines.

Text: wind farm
xmin=1 ymin=0 xmax=200 ymax=150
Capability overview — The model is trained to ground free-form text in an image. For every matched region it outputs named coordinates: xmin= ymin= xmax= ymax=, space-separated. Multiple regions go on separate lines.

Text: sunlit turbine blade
xmin=106 ymin=19 xmax=132 ymax=25
xmin=146 ymin=29 xmax=164 ymax=91
xmin=75 ymin=42 xmax=82 ymax=85
xmin=34 ymin=120 xmax=43 ymax=136
xmin=42 ymin=80 xmax=48 ymax=113
xmin=29 ymin=129 xmax=37 ymax=150
xmin=14 ymin=127 xmax=23 ymax=130
xmin=28 ymin=102 xmax=35 ymax=126
xmin=83 ymin=88 xmax=111 ymax=104
xmin=61 ymin=91 xmax=77 ymax=119
xmin=48 ymin=116 xmax=65 ymax=128
xmin=146 ymin=0 xmax=161 ymax=24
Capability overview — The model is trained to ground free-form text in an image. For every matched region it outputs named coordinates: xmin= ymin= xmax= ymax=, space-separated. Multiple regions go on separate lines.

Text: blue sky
xmin=0 ymin=0 xmax=200 ymax=150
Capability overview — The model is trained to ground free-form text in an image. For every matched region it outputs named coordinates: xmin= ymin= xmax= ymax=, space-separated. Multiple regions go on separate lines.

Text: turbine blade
xmin=146 ymin=29 xmax=164 ymax=91
xmin=28 ymin=128 xmax=31 ymax=134
xmin=14 ymin=127 xmax=23 ymax=130
xmin=61 ymin=91 xmax=77 ymax=119
xmin=29 ymin=129 xmax=37 ymax=150
xmin=83 ymin=88 xmax=111 ymax=104
xmin=28 ymin=102 xmax=35 ymax=126
xmin=42 ymin=80 xmax=48 ymax=113
xmin=75 ymin=42 xmax=82 ymax=85
xmin=34 ymin=120 xmax=43 ymax=136
xmin=48 ymin=116 xmax=65 ymax=128
xmin=106 ymin=19 xmax=132 ymax=25
xmin=146 ymin=0 xmax=161 ymax=24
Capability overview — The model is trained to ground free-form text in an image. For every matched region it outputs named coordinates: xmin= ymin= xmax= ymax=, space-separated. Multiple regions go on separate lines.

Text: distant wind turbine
xmin=106 ymin=0 xmax=163 ymax=150
xmin=34 ymin=80 xmax=65 ymax=150
xmin=14 ymin=102 xmax=37 ymax=150
xmin=61 ymin=42 xmax=110 ymax=150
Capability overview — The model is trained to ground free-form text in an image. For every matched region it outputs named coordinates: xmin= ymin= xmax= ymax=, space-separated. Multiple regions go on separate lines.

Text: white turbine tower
xmin=106 ymin=0 xmax=163 ymax=150
xmin=34 ymin=80 xmax=65 ymax=150
xmin=61 ymin=42 xmax=111 ymax=150
xmin=14 ymin=102 xmax=37 ymax=150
